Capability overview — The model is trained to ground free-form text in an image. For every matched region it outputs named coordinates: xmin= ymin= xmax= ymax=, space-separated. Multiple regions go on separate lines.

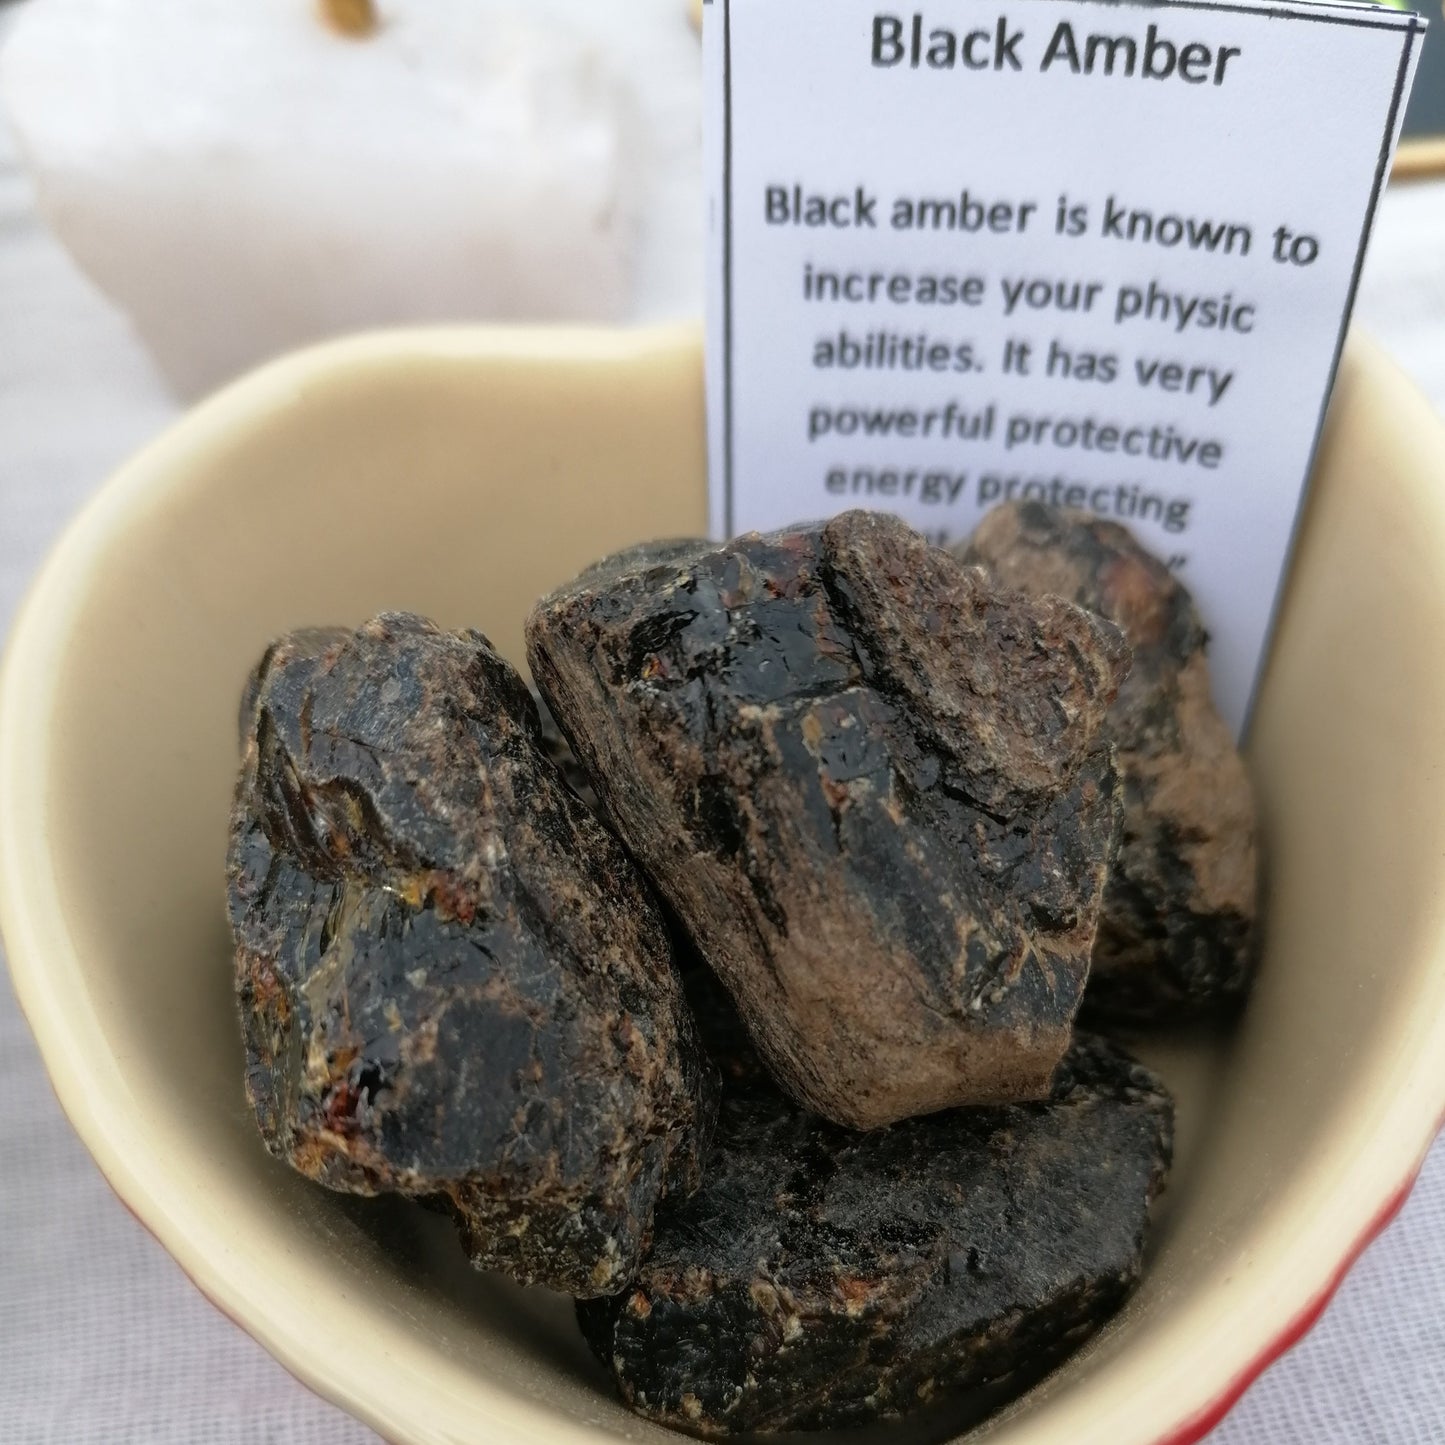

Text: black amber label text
xmin=871 ymin=14 xmax=1241 ymax=86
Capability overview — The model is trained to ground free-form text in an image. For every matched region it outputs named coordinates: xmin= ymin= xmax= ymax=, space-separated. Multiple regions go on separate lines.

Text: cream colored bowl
xmin=3 ymin=325 xmax=1444 ymax=1445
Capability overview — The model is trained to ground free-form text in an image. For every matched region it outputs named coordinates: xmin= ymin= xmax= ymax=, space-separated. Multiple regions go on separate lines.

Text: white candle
xmin=0 ymin=0 xmax=704 ymax=398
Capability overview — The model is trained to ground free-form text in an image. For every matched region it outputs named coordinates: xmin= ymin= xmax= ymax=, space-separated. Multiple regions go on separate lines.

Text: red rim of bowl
xmin=1158 ymin=1111 xmax=1442 ymax=1445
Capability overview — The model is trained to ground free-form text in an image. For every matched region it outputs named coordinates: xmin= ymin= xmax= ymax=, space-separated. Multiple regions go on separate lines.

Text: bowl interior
xmin=4 ymin=325 xmax=1445 ymax=1445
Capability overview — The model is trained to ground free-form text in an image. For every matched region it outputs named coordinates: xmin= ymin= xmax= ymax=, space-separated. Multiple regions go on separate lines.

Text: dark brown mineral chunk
xmin=227 ymin=612 xmax=717 ymax=1297
xmin=577 ymin=1037 xmax=1174 ymax=1435
xmin=960 ymin=502 xmax=1259 ymax=1023
xmin=527 ymin=511 xmax=1130 ymax=1130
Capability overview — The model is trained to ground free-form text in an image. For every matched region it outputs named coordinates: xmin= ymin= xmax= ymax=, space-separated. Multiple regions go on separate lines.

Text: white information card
xmin=704 ymin=0 xmax=1423 ymax=733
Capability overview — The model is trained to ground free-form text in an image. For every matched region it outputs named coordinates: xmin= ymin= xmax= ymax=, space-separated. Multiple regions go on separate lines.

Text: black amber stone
xmin=528 ymin=511 xmax=1129 ymax=1128
xmin=578 ymin=1037 xmax=1173 ymax=1435
xmin=227 ymin=613 xmax=716 ymax=1297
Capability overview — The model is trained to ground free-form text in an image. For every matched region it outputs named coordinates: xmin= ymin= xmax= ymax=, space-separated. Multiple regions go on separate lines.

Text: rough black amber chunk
xmin=578 ymin=1038 xmax=1173 ymax=1435
xmin=961 ymin=503 xmax=1259 ymax=1022
xmin=527 ymin=511 xmax=1129 ymax=1129
xmin=227 ymin=613 xmax=716 ymax=1297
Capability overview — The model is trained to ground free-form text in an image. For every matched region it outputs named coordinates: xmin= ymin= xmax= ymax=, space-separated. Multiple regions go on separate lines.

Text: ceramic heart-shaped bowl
xmin=2 ymin=325 xmax=1444 ymax=1445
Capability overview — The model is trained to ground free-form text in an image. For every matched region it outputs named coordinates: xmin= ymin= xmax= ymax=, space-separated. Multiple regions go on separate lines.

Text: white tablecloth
xmin=2 ymin=100 xmax=1443 ymax=1445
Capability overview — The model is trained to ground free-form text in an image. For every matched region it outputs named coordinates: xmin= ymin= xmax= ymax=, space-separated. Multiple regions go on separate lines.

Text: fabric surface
xmin=2 ymin=81 xmax=1444 ymax=1445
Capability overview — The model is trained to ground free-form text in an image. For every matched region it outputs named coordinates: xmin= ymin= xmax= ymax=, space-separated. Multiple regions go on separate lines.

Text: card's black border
xmin=1242 ymin=9 xmax=1421 ymax=735
xmin=710 ymin=0 xmax=1424 ymax=732
xmin=724 ymin=0 xmax=736 ymax=539
xmin=1156 ymin=0 xmax=1419 ymax=33
xmin=703 ymin=0 xmax=738 ymax=537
